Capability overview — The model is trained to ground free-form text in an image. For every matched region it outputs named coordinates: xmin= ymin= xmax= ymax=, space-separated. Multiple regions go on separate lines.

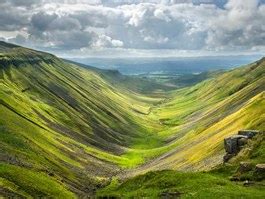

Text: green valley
xmin=0 ymin=41 xmax=264 ymax=198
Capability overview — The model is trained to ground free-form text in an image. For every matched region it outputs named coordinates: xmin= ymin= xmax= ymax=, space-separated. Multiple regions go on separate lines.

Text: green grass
xmin=97 ymin=170 xmax=265 ymax=198
xmin=98 ymin=133 xmax=265 ymax=198
xmin=0 ymin=163 xmax=75 ymax=198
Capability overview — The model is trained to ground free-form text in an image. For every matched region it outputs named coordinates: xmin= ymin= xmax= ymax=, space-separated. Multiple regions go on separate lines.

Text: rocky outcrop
xmin=238 ymin=162 xmax=253 ymax=173
xmin=254 ymin=164 xmax=265 ymax=180
xmin=255 ymin=164 xmax=265 ymax=173
xmin=223 ymin=130 xmax=260 ymax=162
xmin=238 ymin=130 xmax=259 ymax=139
xmin=224 ymin=135 xmax=248 ymax=154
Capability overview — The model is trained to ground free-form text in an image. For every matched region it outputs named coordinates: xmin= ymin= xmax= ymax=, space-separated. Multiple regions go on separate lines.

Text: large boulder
xmin=238 ymin=130 xmax=260 ymax=139
xmin=223 ymin=130 xmax=261 ymax=162
xmin=224 ymin=135 xmax=248 ymax=154
xmin=254 ymin=164 xmax=265 ymax=180
xmin=255 ymin=164 xmax=265 ymax=173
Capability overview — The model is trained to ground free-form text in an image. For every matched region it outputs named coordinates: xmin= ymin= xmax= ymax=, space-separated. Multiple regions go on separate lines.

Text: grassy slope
xmin=65 ymin=59 xmax=176 ymax=95
xmin=97 ymin=133 xmax=265 ymax=198
xmin=0 ymin=42 xmax=164 ymax=196
xmin=0 ymin=41 xmax=264 ymax=197
xmin=98 ymin=170 xmax=265 ymax=198
xmin=109 ymin=57 xmax=265 ymax=178
xmin=130 ymin=58 xmax=265 ymax=172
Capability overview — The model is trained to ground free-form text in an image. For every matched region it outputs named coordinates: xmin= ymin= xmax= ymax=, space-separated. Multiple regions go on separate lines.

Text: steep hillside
xmin=0 ymin=41 xmax=164 ymax=197
xmin=97 ymin=133 xmax=265 ymax=198
xmin=65 ymin=59 xmax=176 ymax=94
xmin=0 ymin=41 xmax=264 ymax=197
xmin=128 ymin=58 xmax=265 ymax=174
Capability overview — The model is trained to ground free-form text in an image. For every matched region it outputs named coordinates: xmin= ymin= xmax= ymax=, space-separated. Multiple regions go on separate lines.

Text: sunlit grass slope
xmin=97 ymin=133 xmax=265 ymax=198
xmin=116 ymin=57 xmax=265 ymax=177
xmin=135 ymin=57 xmax=265 ymax=172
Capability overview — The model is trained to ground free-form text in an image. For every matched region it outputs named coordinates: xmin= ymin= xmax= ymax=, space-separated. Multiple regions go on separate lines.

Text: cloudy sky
xmin=1 ymin=0 xmax=265 ymax=57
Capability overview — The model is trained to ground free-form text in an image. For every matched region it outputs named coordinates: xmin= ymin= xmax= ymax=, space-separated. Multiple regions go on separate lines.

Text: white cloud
xmin=92 ymin=35 xmax=124 ymax=47
xmin=154 ymin=9 xmax=171 ymax=22
xmin=206 ymin=0 xmax=265 ymax=50
xmin=0 ymin=0 xmax=264 ymax=56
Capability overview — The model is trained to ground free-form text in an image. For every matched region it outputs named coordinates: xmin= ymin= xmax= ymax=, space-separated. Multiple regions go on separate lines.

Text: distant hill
xmin=64 ymin=59 xmax=177 ymax=94
xmin=70 ymin=55 xmax=263 ymax=75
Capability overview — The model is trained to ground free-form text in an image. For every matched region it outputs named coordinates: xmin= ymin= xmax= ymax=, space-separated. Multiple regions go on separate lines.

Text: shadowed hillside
xmin=0 ymin=41 xmax=164 ymax=197
xmin=0 ymin=41 xmax=264 ymax=197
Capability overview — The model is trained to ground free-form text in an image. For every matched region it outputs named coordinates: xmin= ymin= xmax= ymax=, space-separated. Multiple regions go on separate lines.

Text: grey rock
xmin=254 ymin=164 xmax=265 ymax=180
xmin=243 ymin=180 xmax=254 ymax=186
xmin=160 ymin=191 xmax=181 ymax=199
xmin=239 ymin=162 xmax=253 ymax=173
xmin=255 ymin=164 xmax=265 ymax=173
xmin=223 ymin=129 xmax=261 ymax=162
xmin=223 ymin=153 xmax=235 ymax=162
xmin=224 ymin=135 xmax=248 ymax=154
xmin=238 ymin=130 xmax=260 ymax=139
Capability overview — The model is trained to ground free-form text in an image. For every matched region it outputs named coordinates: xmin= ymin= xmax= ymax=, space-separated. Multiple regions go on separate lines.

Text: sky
xmin=0 ymin=0 xmax=265 ymax=58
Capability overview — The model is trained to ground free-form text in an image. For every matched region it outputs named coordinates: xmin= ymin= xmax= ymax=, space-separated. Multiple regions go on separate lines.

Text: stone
xmin=255 ymin=164 xmax=265 ymax=173
xmin=243 ymin=180 xmax=254 ymax=186
xmin=238 ymin=137 xmax=248 ymax=146
xmin=238 ymin=162 xmax=253 ymax=173
xmin=229 ymin=176 xmax=240 ymax=181
xmin=223 ymin=153 xmax=234 ymax=162
xmin=254 ymin=164 xmax=265 ymax=180
xmin=224 ymin=135 xmax=248 ymax=154
xmin=238 ymin=130 xmax=260 ymax=139
xmin=160 ymin=191 xmax=181 ymax=199
xmin=223 ymin=130 xmax=261 ymax=163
